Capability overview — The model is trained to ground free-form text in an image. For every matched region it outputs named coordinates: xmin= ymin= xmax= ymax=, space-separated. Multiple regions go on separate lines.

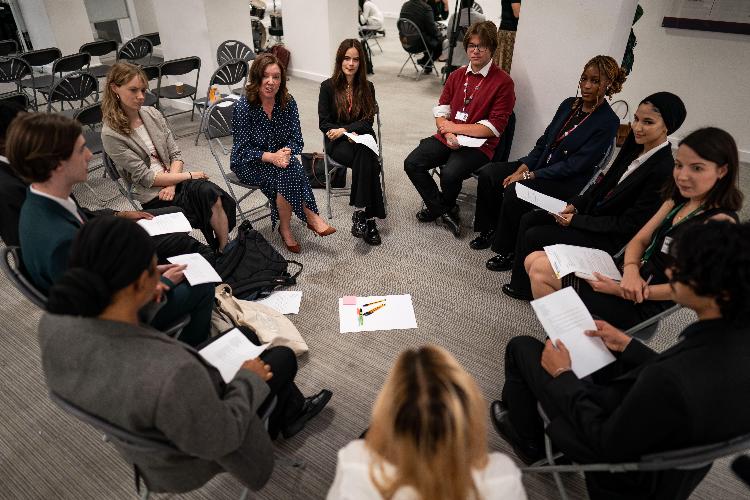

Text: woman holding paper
xmin=526 ymin=127 xmax=742 ymax=329
xmin=102 ymin=62 xmax=235 ymax=252
xmin=319 ymin=39 xmax=385 ymax=245
xmin=493 ymin=220 xmax=750 ymax=500
xmin=328 ymin=345 xmax=527 ymax=499
xmin=472 ymin=55 xmax=624 ymax=271
xmin=39 ymin=216 xmax=332 ymax=493
xmin=501 ymin=92 xmax=686 ymax=300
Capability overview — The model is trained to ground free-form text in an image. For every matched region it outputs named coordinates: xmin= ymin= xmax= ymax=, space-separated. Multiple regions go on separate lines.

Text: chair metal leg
xmin=544 ymin=433 xmax=570 ymax=500
xmin=324 ymin=155 xmax=333 ymax=219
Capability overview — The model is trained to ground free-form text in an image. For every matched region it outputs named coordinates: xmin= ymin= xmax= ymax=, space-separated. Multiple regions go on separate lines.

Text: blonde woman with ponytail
xmin=327 ymin=345 xmax=526 ymax=500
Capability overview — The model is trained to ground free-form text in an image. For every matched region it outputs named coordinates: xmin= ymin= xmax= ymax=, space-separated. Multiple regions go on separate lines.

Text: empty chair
xmin=396 ymin=18 xmax=438 ymax=81
xmin=0 ymin=57 xmax=34 ymax=108
xmin=0 ymin=39 xmax=18 ymax=57
xmin=74 ymin=102 xmax=104 ymax=165
xmin=117 ymin=36 xmax=153 ymax=65
xmin=45 ymin=72 xmax=98 ymax=117
xmin=194 ymin=59 xmax=249 ymax=144
xmin=155 ymin=56 xmax=201 ymax=119
xmin=19 ymin=46 xmax=62 ymax=105
xmin=141 ymin=64 xmax=159 ymax=107
xmin=216 ymin=39 xmax=255 ymax=65
xmin=79 ymin=39 xmax=118 ymax=78
xmin=139 ymin=32 xmax=163 ymax=64
xmin=0 ymin=92 xmax=30 ymax=111
xmin=37 ymin=52 xmax=92 ymax=100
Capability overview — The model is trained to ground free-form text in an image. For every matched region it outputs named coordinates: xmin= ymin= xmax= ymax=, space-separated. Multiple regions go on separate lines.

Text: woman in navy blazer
xmin=470 ymin=55 xmax=625 ymax=271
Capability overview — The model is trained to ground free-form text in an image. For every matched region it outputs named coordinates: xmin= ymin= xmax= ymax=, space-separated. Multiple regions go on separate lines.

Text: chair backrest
xmin=397 ymin=18 xmax=428 ymax=54
xmin=117 ymin=37 xmax=152 ymax=62
xmin=0 ymin=92 xmax=30 ymax=111
xmin=102 ymin=151 xmax=122 ymax=181
xmin=577 ymin=138 xmax=617 ymax=195
xmin=159 ymin=56 xmax=201 ymax=77
xmin=0 ymin=56 xmax=32 ymax=84
xmin=491 ymin=111 xmax=516 ymax=163
xmin=217 ymin=39 xmax=255 ymax=65
xmin=140 ymin=32 xmax=161 ymax=48
xmin=20 ymin=47 xmax=62 ymax=68
xmin=210 ymin=59 xmax=248 ymax=88
xmin=79 ymin=39 xmax=118 ymax=58
xmin=141 ymin=64 xmax=160 ymax=83
xmin=0 ymin=246 xmax=48 ymax=309
xmin=73 ymin=101 xmax=103 ymax=127
xmin=0 ymin=39 xmax=18 ymax=57
xmin=204 ymin=98 xmax=236 ymax=141
xmin=46 ymin=72 xmax=98 ymax=112
xmin=52 ymin=52 xmax=91 ymax=75
xmin=472 ymin=2 xmax=483 ymax=14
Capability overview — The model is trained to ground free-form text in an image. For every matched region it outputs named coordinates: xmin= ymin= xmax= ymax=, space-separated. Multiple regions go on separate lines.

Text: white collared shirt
xmin=29 ymin=185 xmax=84 ymax=224
xmin=617 ymin=141 xmax=670 ymax=185
xmin=0 ymin=155 xmax=9 ymax=164
xmin=465 ymin=58 xmax=493 ymax=77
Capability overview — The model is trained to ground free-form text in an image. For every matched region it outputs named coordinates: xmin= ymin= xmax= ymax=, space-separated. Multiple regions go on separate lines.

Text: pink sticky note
xmin=342 ymin=295 xmax=357 ymax=305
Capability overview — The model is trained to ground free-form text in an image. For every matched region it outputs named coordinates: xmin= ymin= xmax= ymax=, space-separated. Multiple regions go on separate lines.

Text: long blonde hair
xmin=366 ymin=345 xmax=489 ymax=500
xmin=102 ymin=62 xmax=147 ymax=135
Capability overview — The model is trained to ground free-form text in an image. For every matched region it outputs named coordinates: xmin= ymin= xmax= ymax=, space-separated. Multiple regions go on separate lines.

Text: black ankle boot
xmin=351 ymin=210 xmax=366 ymax=238
xmin=364 ymin=219 xmax=381 ymax=245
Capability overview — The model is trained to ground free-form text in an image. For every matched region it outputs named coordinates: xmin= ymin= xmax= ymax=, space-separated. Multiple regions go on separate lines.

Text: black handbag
xmin=301 ymin=152 xmax=346 ymax=189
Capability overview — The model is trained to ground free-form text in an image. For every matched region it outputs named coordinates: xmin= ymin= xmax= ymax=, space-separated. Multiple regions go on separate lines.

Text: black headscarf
xmin=641 ymin=91 xmax=687 ymax=135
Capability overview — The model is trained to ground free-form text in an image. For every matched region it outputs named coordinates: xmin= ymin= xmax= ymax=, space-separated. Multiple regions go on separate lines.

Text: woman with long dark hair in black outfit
xmin=319 ymin=38 xmax=385 ymax=245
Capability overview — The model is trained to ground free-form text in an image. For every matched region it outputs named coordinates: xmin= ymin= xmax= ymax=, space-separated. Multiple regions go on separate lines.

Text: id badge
xmin=455 ymin=111 xmax=468 ymax=122
xmin=661 ymin=236 xmax=673 ymax=254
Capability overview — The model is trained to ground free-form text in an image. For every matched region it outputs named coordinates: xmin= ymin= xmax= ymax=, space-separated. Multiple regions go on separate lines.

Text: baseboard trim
xmin=288 ymin=68 xmax=328 ymax=83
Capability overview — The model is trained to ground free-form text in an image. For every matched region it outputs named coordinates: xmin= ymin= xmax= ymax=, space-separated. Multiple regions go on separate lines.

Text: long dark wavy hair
xmin=331 ymin=39 xmax=376 ymax=123
xmin=245 ymin=54 xmax=290 ymax=108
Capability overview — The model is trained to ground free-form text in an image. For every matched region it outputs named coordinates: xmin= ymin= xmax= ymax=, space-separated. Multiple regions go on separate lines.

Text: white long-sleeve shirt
xmin=360 ymin=1 xmax=384 ymax=30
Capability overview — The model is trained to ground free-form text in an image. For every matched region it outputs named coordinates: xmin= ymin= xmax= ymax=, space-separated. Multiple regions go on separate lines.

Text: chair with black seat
xmin=194 ymin=59 xmax=248 ymax=145
xmin=0 ymin=57 xmax=35 ymax=108
xmin=74 ymin=102 xmax=104 ymax=170
xmin=19 ymin=46 xmax=62 ymax=107
xmin=117 ymin=36 xmax=153 ymax=65
xmin=217 ymin=39 xmax=255 ymax=66
xmin=37 ymin=52 xmax=92 ymax=102
xmin=204 ymin=98 xmax=270 ymax=223
xmin=0 ymin=91 xmax=30 ymax=111
xmin=141 ymin=64 xmax=159 ymax=107
xmin=102 ymin=151 xmax=140 ymax=210
xmin=396 ymin=18 xmax=439 ymax=81
xmin=79 ymin=40 xmax=118 ymax=78
xmin=45 ymin=72 xmax=98 ymax=118
xmin=1 ymin=246 xmax=47 ymax=309
xmin=0 ymin=39 xmax=18 ymax=57
xmin=155 ymin=56 xmax=201 ymax=120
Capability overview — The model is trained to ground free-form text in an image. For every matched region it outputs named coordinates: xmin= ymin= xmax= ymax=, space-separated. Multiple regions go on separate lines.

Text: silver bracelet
xmin=552 ymin=367 xmax=571 ymax=378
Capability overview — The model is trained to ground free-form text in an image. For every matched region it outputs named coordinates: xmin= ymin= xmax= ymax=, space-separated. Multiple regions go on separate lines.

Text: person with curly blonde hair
xmin=327 ymin=345 xmax=527 ymax=500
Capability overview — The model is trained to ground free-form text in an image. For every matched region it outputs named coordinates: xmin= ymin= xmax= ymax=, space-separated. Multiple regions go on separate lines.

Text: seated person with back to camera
xmin=404 ymin=20 xmax=515 ymax=238
xmin=399 ymin=0 xmax=445 ymax=74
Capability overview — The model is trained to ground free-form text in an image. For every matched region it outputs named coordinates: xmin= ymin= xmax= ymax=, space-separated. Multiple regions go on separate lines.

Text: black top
xmin=500 ymin=0 xmax=521 ymax=31
xmin=0 ymin=160 xmax=26 ymax=246
xmin=400 ymin=0 xmax=440 ymax=42
xmin=318 ymin=78 xmax=376 ymax=149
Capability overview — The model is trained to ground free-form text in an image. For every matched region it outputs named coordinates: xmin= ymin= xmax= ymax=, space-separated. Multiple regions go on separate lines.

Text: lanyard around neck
xmin=642 ymin=202 xmax=703 ymax=262
xmin=461 ymin=72 xmax=483 ymax=112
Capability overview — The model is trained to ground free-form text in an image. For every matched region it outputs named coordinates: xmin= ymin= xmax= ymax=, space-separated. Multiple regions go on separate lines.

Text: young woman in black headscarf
xmin=500 ymin=92 xmax=687 ymax=300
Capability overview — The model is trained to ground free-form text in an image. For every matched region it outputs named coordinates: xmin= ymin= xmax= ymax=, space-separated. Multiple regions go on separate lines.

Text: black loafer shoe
xmin=502 ymin=284 xmax=533 ymax=301
xmin=490 ymin=400 xmax=544 ymax=465
xmin=282 ymin=389 xmax=333 ymax=439
xmin=364 ymin=219 xmax=382 ymax=246
xmin=486 ymin=253 xmax=514 ymax=272
xmin=440 ymin=212 xmax=461 ymax=238
xmin=416 ymin=207 xmax=439 ymax=222
xmin=469 ymin=230 xmax=495 ymax=250
xmin=351 ymin=210 xmax=366 ymax=238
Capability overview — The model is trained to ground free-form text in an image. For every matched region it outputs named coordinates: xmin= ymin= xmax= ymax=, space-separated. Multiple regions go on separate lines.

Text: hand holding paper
xmin=343 ymin=132 xmax=379 ymax=155
xmin=455 ymin=135 xmax=487 ymax=148
xmin=199 ymin=328 xmax=269 ymax=383
xmin=137 ymin=212 xmax=192 ymax=236
xmin=167 ymin=253 xmax=223 ymax=285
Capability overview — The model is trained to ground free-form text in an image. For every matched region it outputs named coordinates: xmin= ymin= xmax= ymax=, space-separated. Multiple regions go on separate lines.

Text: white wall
xmin=131 ymin=0 xmax=159 ymax=35
xmin=16 ymin=0 xmax=55 ymax=51
xmin=18 ymin=0 xmax=94 ymax=54
xmin=509 ymin=0 xmax=638 ymax=159
xmin=615 ymin=0 xmax=750 ymax=161
xmin=379 ymin=0 xmax=501 ymax=25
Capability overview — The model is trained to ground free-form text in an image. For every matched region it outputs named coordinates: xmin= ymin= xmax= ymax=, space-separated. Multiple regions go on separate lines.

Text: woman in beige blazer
xmin=101 ymin=62 xmax=235 ymax=252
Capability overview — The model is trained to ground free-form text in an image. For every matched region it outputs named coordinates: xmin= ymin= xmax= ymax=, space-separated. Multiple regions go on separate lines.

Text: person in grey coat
xmin=38 ymin=216 xmax=332 ymax=494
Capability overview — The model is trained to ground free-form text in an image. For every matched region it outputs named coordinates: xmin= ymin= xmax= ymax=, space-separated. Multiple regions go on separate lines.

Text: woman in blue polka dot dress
xmin=231 ymin=54 xmax=336 ymax=253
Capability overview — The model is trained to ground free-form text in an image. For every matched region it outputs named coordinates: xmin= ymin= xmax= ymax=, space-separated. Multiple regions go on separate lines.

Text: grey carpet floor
xmin=1 ymin=19 xmax=748 ymax=500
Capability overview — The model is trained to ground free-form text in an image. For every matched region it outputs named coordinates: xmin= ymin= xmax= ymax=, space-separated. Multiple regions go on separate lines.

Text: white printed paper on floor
xmin=544 ymin=244 xmax=623 ymax=281
xmin=255 ymin=291 xmax=302 ymax=314
xmin=456 ymin=135 xmax=487 ymax=148
xmin=167 ymin=253 xmax=223 ymax=286
xmin=338 ymin=294 xmax=418 ymax=334
xmin=343 ymin=132 xmax=379 ymax=156
xmin=530 ymin=287 xmax=615 ymax=378
xmin=137 ymin=212 xmax=192 ymax=236
xmin=199 ymin=328 xmax=268 ymax=383
xmin=515 ymin=183 xmax=567 ymax=214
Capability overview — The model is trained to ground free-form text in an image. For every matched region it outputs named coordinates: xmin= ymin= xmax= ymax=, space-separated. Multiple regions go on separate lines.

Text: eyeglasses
xmin=466 ymin=44 xmax=488 ymax=53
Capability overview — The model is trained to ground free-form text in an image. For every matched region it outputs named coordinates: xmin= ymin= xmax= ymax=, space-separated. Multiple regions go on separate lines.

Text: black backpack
xmin=215 ymin=220 xmax=302 ymax=300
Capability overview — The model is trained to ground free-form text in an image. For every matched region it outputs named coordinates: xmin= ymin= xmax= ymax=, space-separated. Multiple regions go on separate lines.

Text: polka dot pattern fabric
xmin=230 ymin=95 xmax=319 ymax=227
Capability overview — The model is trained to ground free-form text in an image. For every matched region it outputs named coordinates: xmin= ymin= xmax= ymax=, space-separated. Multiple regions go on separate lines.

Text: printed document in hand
xmin=544 ymin=244 xmax=623 ymax=281
xmin=531 ymin=287 xmax=615 ymax=378
xmin=199 ymin=328 xmax=269 ymax=383
xmin=456 ymin=135 xmax=487 ymax=148
xmin=338 ymin=294 xmax=418 ymax=333
xmin=344 ymin=132 xmax=379 ymax=156
xmin=255 ymin=290 xmax=302 ymax=314
xmin=137 ymin=212 xmax=192 ymax=236
xmin=167 ymin=253 xmax=223 ymax=285
xmin=515 ymin=184 xmax=567 ymax=214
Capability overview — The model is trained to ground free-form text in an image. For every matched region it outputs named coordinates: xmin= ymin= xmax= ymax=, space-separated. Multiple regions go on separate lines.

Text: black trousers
xmin=507 ymin=210 xmax=620 ymax=295
xmin=327 ymin=138 xmax=385 ymax=219
xmin=404 ymin=136 xmax=488 ymax=217
xmin=421 ymin=36 xmax=443 ymax=67
xmin=576 ymin=279 xmax=674 ymax=331
xmin=502 ymin=336 xmax=710 ymax=500
xmin=473 ymin=160 xmax=520 ymax=232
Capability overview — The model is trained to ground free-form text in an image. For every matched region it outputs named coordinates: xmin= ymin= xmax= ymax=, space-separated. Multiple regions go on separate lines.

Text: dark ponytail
xmin=47 ymin=216 xmax=156 ymax=317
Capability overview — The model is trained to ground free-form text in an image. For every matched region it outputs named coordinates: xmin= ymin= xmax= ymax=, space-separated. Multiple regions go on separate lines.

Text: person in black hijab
xmin=499 ymin=92 xmax=687 ymax=300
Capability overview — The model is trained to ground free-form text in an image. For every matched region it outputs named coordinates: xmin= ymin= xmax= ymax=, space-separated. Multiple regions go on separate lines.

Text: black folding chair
xmin=102 ymin=151 xmax=140 ymax=210
xmin=141 ymin=65 xmax=159 ymax=107
xmin=0 ymin=57 xmax=34 ymax=108
xmin=194 ymin=59 xmax=249 ymax=144
xmin=117 ymin=36 xmax=153 ymax=65
xmin=19 ymin=47 xmax=62 ymax=107
xmin=155 ymin=56 xmax=201 ymax=120
xmin=139 ymin=33 xmax=163 ymax=64
xmin=80 ymin=40 xmax=118 ymax=78
xmin=216 ymin=39 xmax=255 ymax=66
xmin=0 ymin=39 xmax=18 ymax=57
xmin=396 ymin=18 xmax=439 ymax=81
xmin=45 ymin=72 xmax=98 ymax=117
xmin=0 ymin=92 xmax=30 ymax=111
xmin=37 ymin=52 xmax=92 ymax=101
xmin=0 ymin=246 xmax=47 ymax=309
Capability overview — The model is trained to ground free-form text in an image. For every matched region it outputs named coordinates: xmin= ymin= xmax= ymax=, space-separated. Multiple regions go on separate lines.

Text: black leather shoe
xmin=416 ymin=207 xmax=439 ymax=222
xmin=490 ymin=400 xmax=544 ymax=465
xmin=448 ymin=205 xmax=460 ymax=218
xmin=502 ymin=284 xmax=532 ymax=301
xmin=469 ymin=230 xmax=495 ymax=250
xmin=351 ymin=210 xmax=366 ymax=238
xmin=282 ymin=389 xmax=333 ymax=439
xmin=486 ymin=253 xmax=514 ymax=272
xmin=440 ymin=212 xmax=461 ymax=238
xmin=364 ymin=219 xmax=381 ymax=246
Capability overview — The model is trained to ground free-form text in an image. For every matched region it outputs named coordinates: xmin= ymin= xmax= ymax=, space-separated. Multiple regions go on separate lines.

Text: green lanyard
xmin=642 ymin=202 xmax=704 ymax=263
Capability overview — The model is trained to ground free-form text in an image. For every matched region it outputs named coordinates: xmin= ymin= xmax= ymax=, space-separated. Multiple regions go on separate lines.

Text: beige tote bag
xmin=214 ymin=284 xmax=309 ymax=356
